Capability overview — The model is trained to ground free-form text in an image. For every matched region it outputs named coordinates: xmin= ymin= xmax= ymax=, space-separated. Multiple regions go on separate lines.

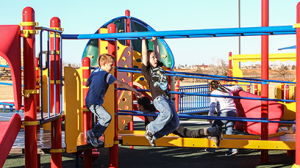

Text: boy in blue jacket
xmin=85 ymin=54 xmax=142 ymax=147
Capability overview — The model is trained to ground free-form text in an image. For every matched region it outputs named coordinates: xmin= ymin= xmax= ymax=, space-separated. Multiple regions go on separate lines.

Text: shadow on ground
xmin=3 ymin=120 xmax=295 ymax=168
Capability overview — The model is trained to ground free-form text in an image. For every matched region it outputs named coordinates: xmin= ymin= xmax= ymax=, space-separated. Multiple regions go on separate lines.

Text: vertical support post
xmin=22 ymin=7 xmax=38 ymax=168
xmin=35 ymin=57 xmax=41 ymax=136
xmin=261 ymin=0 xmax=269 ymax=163
xmin=222 ymin=80 xmax=226 ymax=85
xmin=247 ymin=85 xmax=250 ymax=93
xmin=294 ymin=4 xmax=300 ymax=166
xmin=254 ymin=84 xmax=258 ymax=95
xmin=125 ymin=10 xmax=131 ymax=46
xmin=125 ymin=10 xmax=134 ymax=149
xmin=82 ymin=57 xmax=93 ymax=168
xmin=281 ymin=82 xmax=285 ymax=99
xmin=228 ymin=52 xmax=232 ymax=85
xmin=285 ymin=84 xmax=294 ymax=156
xmin=9 ymin=106 xmax=13 ymax=112
xmin=286 ymin=85 xmax=290 ymax=100
xmin=108 ymin=23 xmax=118 ymax=168
xmin=168 ymin=68 xmax=172 ymax=92
xmin=175 ymin=80 xmax=179 ymax=112
xmin=50 ymin=17 xmax=62 ymax=168
xmin=35 ymin=57 xmax=40 ymax=114
xmin=82 ymin=57 xmax=92 ymax=135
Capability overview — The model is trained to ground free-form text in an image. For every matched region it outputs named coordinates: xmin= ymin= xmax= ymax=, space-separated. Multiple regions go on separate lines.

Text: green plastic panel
xmin=82 ymin=18 xmax=173 ymax=68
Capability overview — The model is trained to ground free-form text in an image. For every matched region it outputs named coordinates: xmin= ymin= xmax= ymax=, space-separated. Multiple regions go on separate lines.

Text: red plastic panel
xmin=233 ymin=91 xmax=284 ymax=135
xmin=0 ymin=113 xmax=21 ymax=167
xmin=0 ymin=25 xmax=21 ymax=110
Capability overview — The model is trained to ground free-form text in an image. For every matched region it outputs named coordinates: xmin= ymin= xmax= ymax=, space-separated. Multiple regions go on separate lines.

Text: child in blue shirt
xmin=85 ymin=54 xmax=142 ymax=147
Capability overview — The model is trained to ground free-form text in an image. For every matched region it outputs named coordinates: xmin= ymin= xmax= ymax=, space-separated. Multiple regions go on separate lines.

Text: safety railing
xmin=37 ymin=26 xmax=63 ymax=121
xmin=178 ymin=84 xmax=210 ymax=113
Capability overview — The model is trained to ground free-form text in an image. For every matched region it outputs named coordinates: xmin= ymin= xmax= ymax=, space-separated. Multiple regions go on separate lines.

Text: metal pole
xmin=125 ymin=10 xmax=131 ymax=46
xmin=48 ymin=17 xmax=62 ymax=168
xmin=50 ymin=17 xmax=62 ymax=168
xmin=175 ymin=80 xmax=179 ymax=112
xmin=294 ymin=3 xmax=300 ymax=166
xmin=82 ymin=57 xmax=93 ymax=168
xmin=229 ymin=52 xmax=233 ymax=85
xmin=108 ymin=23 xmax=119 ymax=168
xmin=22 ymin=6 xmax=38 ymax=168
xmin=125 ymin=10 xmax=134 ymax=150
xmin=238 ymin=0 xmax=241 ymax=68
xmin=261 ymin=0 xmax=269 ymax=163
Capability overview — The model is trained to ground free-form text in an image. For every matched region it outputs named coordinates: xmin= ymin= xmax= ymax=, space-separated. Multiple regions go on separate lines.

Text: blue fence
xmin=178 ymin=84 xmax=210 ymax=113
xmin=177 ymin=84 xmax=254 ymax=114
xmin=0 ymin=102 xmax=21 ymax=113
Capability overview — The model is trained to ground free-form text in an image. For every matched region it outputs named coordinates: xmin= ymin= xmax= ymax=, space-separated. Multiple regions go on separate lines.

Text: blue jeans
xmin=87 ymin=104 xmax=112 ymax=138
xmin=210 ymin=110 xmax=238 ymax=153
xmin=147 ymin=95 xmax=179 ymax=140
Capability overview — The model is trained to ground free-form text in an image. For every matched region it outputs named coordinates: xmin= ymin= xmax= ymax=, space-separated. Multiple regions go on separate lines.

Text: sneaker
xmin=204 ymin=148 xmax=215 ymax=155
xmin=86 ymin=137 xmax=104 ymax=146
xmin=215 ymin=125 xmax=223 ymax=139
xmin=207 ymin=125 xmax=223 ymax=139
xmin=86 ymin=130 xmax=99 ymax=147
xmin=145 ymin=127 xmax=156 ymax=147
xmin=86 ymin=133 xmax=102 ymax=144
xmin=207 ymin=135 xmax=220 ymax=147
xmin=225 ymin=150 xmax=238 ymax=156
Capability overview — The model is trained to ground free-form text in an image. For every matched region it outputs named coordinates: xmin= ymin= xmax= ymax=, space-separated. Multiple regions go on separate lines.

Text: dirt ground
xmin=0 ymin=81 xmax=13 ymax=100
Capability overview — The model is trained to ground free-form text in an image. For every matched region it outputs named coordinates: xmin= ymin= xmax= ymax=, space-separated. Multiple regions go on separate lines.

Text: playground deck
xmin=0 ymin=113 xmax=105 ymax=154
xmin=119 ymin=130 xmax=295 ymax=150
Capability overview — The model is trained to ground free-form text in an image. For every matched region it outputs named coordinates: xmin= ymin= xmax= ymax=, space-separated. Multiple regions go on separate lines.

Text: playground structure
xmin=1 ymin=1 xmax=300 ymax=168
xmin=229 ymin=52 xmax=296 ymax=97
xmin=229 ymin=52 xmax=297 ymax=123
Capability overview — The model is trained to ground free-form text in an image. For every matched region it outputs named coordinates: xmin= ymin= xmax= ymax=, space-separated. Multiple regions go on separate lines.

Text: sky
xmin=0 ymin=0 xmax=299 ymax=66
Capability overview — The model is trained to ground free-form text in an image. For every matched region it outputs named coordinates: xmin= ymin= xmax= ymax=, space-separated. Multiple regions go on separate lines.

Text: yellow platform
xmin=119 ymin=130 xmax=295 ymax=150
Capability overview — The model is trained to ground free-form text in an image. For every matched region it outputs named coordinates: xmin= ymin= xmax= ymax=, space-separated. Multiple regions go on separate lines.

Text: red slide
xmin=0 ymin=113 xmax=21 ymax=167
xmin=233 ymin=91 xmax=284 ymax=135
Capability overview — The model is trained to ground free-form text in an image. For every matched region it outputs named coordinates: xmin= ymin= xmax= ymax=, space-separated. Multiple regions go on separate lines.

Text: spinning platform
xmin=119 ymin=130 xmax=295 ymax=150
